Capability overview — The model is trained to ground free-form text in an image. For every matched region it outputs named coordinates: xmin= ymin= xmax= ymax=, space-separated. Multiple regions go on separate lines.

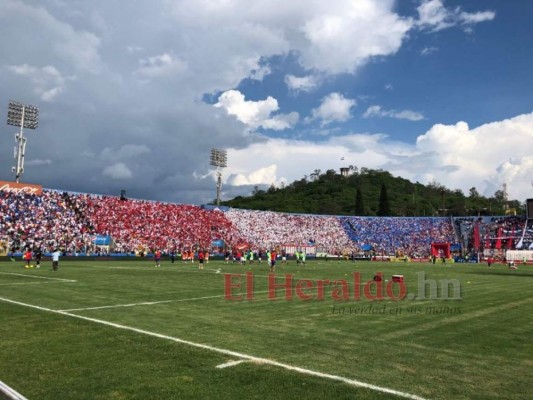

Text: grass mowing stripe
xmin=0 ymin=295 xmax=429 ymax=400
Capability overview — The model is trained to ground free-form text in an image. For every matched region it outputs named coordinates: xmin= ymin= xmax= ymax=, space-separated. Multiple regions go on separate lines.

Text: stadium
xmin=2 ymin=2 xmax=533 ymax=399
xmin=1 ymin=176 xmax=533 ymax=399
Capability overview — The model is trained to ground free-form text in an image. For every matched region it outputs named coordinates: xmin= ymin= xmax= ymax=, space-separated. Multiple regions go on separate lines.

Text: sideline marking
xmin=90 ymin=265 xmax=276 ymax=278
xmin=216 ymin=359 xmax=248 ymax=369
xmin=58 ymin=290 xmax=272 ymax=312
xmin=0 ymin=281 xmax=75 ymax=286
xmin=0 ymin=296 xmax=429 ymax=400
xmin=0 ymin=380 xmax=29 ymax=400
xmin=0 ymin=272 xmax=76 ymax=283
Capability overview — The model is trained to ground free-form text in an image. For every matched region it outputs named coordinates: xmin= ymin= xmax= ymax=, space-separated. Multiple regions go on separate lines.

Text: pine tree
xmin=355 ymin=188 xmax=364 ymax=215
xmin=377 ymin=184 xmax=390 ymax=216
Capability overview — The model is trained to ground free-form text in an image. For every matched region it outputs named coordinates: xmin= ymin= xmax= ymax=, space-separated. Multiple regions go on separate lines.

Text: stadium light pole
xmin=7 ymin=100 xmax=39 ymax=183
xmin=210 ymin=148 xmax=227 ymax=206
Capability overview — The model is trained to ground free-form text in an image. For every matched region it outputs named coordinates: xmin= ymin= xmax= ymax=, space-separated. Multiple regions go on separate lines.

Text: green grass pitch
xmin=0 ymin=259 xmax=531 ymax=400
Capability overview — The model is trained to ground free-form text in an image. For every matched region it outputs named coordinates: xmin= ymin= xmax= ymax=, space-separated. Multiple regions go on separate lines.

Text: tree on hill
xmin=355 ymin=188 xmax=364 ymax=215
xmin=220 ymin=167 xmax=525 ymax=217
xmin=377 ymin=184 xmax=390 ymax=216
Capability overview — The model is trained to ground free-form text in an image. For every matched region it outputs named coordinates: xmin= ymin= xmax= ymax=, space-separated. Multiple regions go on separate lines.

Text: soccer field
xmin=0 ymin=259 xmax=531 ymax=400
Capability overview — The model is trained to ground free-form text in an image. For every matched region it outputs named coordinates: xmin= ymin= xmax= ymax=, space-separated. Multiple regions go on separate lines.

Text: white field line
xmin=0 ymin=281 xmax=76 ymax=286
xmin=90 ymin=265 xmax=277 ymax=279
xmin=58 ymin=290 xmax=272 ymax=312
xmin=0 ymin=272 xmax=76 ymax=283
xmin=0 ymin=296 xmax=429 ymax=400
xmin=216 ymin=359 xmax=248 ymax=369
xmin=0 ymin=380 xmax=29 ymax=400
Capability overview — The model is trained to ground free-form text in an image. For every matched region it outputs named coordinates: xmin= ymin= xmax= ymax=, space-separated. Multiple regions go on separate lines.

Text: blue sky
xmin=0 ymin=0 xmax=532 ymax=204
xmin=230 ymin=0 xmax=533 ymax=141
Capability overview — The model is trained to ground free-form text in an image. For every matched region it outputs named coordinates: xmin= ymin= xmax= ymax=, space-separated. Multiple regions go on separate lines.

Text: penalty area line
xmin=0 ymin=296 xmax=429 ymax=400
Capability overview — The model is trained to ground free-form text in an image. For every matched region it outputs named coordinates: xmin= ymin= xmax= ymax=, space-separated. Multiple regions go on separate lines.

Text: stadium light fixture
xmin=7 ymin=100 xmax=39 ymax=183
xmin=210 ymin=148 xmax=227 ymax=206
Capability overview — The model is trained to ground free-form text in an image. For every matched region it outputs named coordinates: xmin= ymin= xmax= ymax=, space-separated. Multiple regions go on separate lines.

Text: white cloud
xmin=310 ymin=93 xmax=356 ymax=126
xmin=364 ymin=105 xmax=424 ymax=121
xmin=166 ymin=0 xmax=414 ymax=80
xmin=225 ymin=113 xmax=533 ymax=202
xmin=412 ymin=115 xmax=533 ymax=198
xmin=285 ymin=74 xmax=321 ymax=93
xmin=102 ymin=163 xmax=133 ymax=180
xmin=300 ymin=3 xmax=412 ymax=74
xmin=227 ymin=164 xmax=279 ymax=186
xmin=459 ymin=10 xmax=496 ymax=25
xmin=248 ymin=64 xmax=272 ymax=81
xmin=126 ymin=45 xmax=143 ymax=54
xmin=0 ymin=0 xmax=514 ymax=206
xmin=101 ymin=144 xmax=151 ymax=160
xmin=420 ymin=46 xmax=438 ymax=56
xmin=0 ymin=0 xmax=102 ymax=73
xmin=214 ymin=90 xmax=298 ymax=130
xmin=26 ymin=159 xmax=52 ymax=166
xmin=417 ymin=0 xmax=495 ymax=32
xmin=134 ymin=53 xmax=187 ymax=78
xmin=6 ymin=64 xmax=72 ymax=102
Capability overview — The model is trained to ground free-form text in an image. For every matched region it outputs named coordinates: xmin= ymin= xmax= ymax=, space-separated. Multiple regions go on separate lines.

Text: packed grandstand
xmin=1 ymin=188 xmax=532 ymax=258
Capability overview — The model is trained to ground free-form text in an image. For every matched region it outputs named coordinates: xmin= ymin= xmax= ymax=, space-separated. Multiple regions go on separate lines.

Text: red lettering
xmin=353 ymin=272 xmax=361 ymax=300
xmin=268 ymin=274 xmax=293 ymax=300
xmin=295 ymin=279 xmax=314 ymax=300
xmin=246 ymin=272 xmax=254 ymax=300
xmin=224 ymin=274 xmax=243 ymax=301
xmin=332 ymin=280 xmax=349 ymax=301
xmin=363 ymin=273 xmax=384 ymax=300
xmin=316 ymin=279 xmax=330 ymax=300
xmin=386 ymin=280 xmax=407 ymax=301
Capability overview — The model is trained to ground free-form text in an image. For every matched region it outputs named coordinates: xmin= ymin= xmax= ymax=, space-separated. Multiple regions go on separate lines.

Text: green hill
xmin=221 ymin=167 xmax=523 ymax=216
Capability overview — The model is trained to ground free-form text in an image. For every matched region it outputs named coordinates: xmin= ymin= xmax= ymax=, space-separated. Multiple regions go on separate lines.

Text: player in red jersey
xmin=198 ymin=250 xmax=205 ymax=269
xmin=154 ymin=249 xmax=161 ymax=267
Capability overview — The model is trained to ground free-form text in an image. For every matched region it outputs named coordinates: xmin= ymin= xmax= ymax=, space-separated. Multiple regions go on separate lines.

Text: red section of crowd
xmin=84 ymin=196 xmax=247 ymax=253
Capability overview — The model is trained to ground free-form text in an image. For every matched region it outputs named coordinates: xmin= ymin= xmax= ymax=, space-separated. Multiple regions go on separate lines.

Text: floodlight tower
xmin=210 ymin=148 xmax=227 ymax=206
xmin=7 ymin=100 xmax=39 ymax=182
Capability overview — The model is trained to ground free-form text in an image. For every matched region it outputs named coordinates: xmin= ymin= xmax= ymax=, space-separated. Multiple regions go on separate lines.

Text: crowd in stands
xmin=340 ymin=217 xmax=455 ymax=258
xmin=224 ymin=209 xmax=355 ymax=253
xmin=84 ymin=196 xmax=247 ymax=254
xmin=0 ymin=190 xmax=93 ymax=253
xmin=0 ymin=188 xmax=530 ymax=257
xmin=454 ymin=216 xmax=526 ymax=251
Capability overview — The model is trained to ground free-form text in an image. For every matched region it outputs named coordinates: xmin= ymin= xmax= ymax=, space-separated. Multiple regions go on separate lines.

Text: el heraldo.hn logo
xmin=224 ymin=271 xmax=461 ymax=301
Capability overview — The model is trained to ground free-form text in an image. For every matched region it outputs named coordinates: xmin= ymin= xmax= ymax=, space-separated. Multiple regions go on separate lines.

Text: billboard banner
xmin=0 ymin=181 xmax=43 ymax=195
